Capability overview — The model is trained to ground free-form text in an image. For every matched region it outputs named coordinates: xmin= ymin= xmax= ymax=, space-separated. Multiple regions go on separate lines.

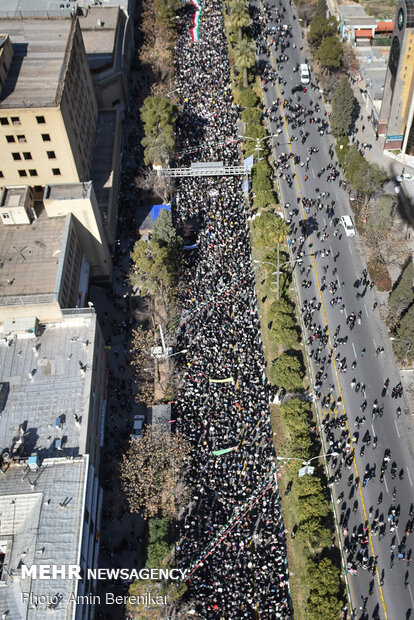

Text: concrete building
xmin=379 ymin=0 xmax=414 ymax=155
xmin=0 ymin=205 xmax=89 ymax=322
xmin=354 ymin=46 xmax=389 ymax=126
xmin=44 ymin=180 xmax=112 ymax=280
xmin=0 ymin=309 xmax=107 ymax=619
xmin=0 ymin=18 xmax=98 ymax=189
xmin=80 ymin=5 xmax=132 ymax=113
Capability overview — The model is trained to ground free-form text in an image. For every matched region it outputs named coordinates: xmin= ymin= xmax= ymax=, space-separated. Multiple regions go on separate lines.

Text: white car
xmin=396 ymin=173 xmax=414 ymax=183
xmin=300 ymin=63 xmax=310 ymax=85
xmin=340 ymin=215 xmax=355 ymax=237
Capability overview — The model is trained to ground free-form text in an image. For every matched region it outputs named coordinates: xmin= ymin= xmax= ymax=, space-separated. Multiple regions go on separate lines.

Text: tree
xmin=152 ymin=209 xmax=181 ymax=247
xmin=135 ymin=167 xmax=174 ymax=201
xmin=140 ymin=96 xmax=177 ymax=164
xmin=234 ymin=38 xmax=256 ymax=88
xmin=230 ymin=0 xmax=250 ymax=41
xmin=254 ymin=190 xmax=276 ymax=208
xmin=365 ymin=194 xmax=394 ymax=232
xmin=330 ymin=77 xmax=355 ymax=137
xmin=121 ymin=427 xmax=191 ymax=519
xmin=345 ymin=144 xmax=386 ymax=196
xmin=394 ymin=303 xmax=414 ymax=364
xmin=297 ymin=517 xmax=333 ymax=547
xmin=314 ymin=0 xmax=327 ymax=18
xmin=298 ymin=494 xmax=331 ymax=520
xmin=306 ymin=557 xmax=342 ymax=620
xmin=270 ymin=352 xmax=304 ymax=391
xmin=308 ymin=15 xmax=337 ymax=47
xmin=127 ymin=579 xmax=187 ymax=619
xmin=388 ymin=258 xmax=414 ymax=325
xmin=238 ymin=87 xmax=259 ymax=108
xmin=154 ymin=0 xmax=181 ymax=25
xmin=316 ymin=35 xmax=343 ymax=69
xmin=252 ymin=212 xmax=289 ymax=249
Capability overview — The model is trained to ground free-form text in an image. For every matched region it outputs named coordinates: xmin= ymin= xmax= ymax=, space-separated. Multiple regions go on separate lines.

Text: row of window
xmin=11 ymin=151 xmax=56 ymax=160
xmin=15 ymin=168 xmax=61 ymax=178
xmin=5 ymin=133 xmax=51 ymax=143
xmin=0 ymin=115 xmax=46 ymax=126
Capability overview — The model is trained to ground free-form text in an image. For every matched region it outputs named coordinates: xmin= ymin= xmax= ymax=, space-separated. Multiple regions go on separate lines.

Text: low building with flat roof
xmin=0 ymin=309 xmax=107 ymax=619
xmin=0 ymin=209 xmax=88 ymax=322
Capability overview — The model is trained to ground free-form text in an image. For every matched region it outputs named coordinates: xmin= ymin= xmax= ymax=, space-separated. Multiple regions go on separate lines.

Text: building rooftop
xmin=0 ymin=456 xmax=87 ymax=619
xmin=148 ymin=404 xmax=171 ymax=433
xmin=0 ymin=0 xmax=77 ymax=18
xmin=0 ymin=311 xmax=96 ymax=459
xmin=0 ymin=18 xmax=73 ymax=108
xmin=339 ymin=4 xmax=369 ymax=18
xmin=80 ymin=6 xmax=119 ymax=68
xmin=44 ymin=180 xmax=92 ymax=202
xmin=344 ymin=16 xmax=378 ymax=25
xmin=1 ymin=185 xmax=27 ymax=207
xmin=0 ymin=210 xmax=67 ymax=298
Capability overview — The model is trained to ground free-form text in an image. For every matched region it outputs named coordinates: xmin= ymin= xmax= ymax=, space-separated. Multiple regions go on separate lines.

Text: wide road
xmin=249 ymin=0 xmax=414 ymax=618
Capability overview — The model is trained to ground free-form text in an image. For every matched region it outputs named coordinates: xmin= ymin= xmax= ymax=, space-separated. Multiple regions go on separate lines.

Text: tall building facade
xmin=378 ymin=0 xmax=414 ymax=154
xmin=0 ymin=17 xmax=98 ymax=189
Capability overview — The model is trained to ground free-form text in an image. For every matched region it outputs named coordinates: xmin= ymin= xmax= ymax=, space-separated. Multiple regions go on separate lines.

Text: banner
xmin=190 ymin=0 xmax=202 ymax=42
xmin=213 ymin=446 xmax=238 ymax=456
xmin=183 ymin=244 xmax=199 ymax=250
xmin=209 ymin=377 xmax=234 ymax=384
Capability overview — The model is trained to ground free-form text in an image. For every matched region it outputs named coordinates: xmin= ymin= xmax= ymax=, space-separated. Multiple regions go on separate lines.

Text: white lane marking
xmin=348 ymin=241 xmax=352 ymax=254
xmin=371 ymin=424 xmax=375 ymax=436
xmin=364 ymin=304 xmax=369 ymax=318
xmin=337 ymin=275 xmax=341 ymax=288
xmin=394 ymin=419 xmax=400 ymax=438
xmin=408 ymin=585 xmax=414 ymax=608
xmin=352 ymin=343 xmax=356 ymax=357
xmin=384 ymin=476 xmax=388 ymax=493
xmin=323 ymin=217 xmax=327 ymax=226
xmin=312 ymin=169 xmax=316 ymax=179
xmin=373 ymin=338 xmax=377 ymax=351
xmin=407 ymin=468 xmax=413 ymax=487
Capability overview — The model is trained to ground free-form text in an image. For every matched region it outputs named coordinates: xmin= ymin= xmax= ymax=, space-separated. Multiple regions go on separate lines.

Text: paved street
xmin=251 ymin=0 xmax=414 ymax=617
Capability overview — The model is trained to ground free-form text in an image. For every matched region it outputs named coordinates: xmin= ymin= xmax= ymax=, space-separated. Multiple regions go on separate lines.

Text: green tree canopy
xmin=315 ymin=0 xmax=327 ymax=18
xmin=297 ymin=517 xmax=333 ymax=547
xmin=316 ymin=35 xmax=343 ymax=69
xmin=252 ymin=212 xmax=289 ymax=249
xmin=270 ymin=352 xmax=304 ymax=391
xmin=238 ymin=87 xmax=259 ymax=108
xmin=306 ymin=556 xmax=341 ymax=598
xmin=234 ymin=38 xmax=256 ymax=88
xmin=152 ymin=209 xmax=182 ymax=247
xmin=130 ymin=238 xmax=180 ymax=299
xmin=230 ymin=0 xmax=250 ymax=41
xmin=345 ymin=144 xmax=387 ymax=195
xmin=140 ymin=96 xmax=177 ymax=164
xmin=330 ymin=76 xmax=355 ymax=136
xmin=394 ymin=303 xmax=414 ymax=364
xmin=309 ymin=15 xmax=337 ymax=47
xmin=154 ymin=0 xmax=181 ymax=25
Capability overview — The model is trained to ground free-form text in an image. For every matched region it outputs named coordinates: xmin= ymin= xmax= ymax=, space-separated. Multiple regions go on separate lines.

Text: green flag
xmin=213 ymin=446 xmax=238 ymax=456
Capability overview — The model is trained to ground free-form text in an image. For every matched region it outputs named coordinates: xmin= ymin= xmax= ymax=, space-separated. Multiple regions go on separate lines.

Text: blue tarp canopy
xmin=150 ymin=204 xmax=171 ymax=222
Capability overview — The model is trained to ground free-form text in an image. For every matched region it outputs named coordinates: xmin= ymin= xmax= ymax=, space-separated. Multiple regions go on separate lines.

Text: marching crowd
xmin=173 ymin=1 xmax=291 ymax=618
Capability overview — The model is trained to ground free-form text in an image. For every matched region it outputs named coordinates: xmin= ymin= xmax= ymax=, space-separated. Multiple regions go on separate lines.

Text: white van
xmin=300 ymin=63 xmax=310 ymax=85
xmin=340 ymin=215 xmax=355 ymax=237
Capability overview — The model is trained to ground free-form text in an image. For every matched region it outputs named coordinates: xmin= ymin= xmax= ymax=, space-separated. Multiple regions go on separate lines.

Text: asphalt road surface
xmin=249 ymin=0 xmax=414 ymax=618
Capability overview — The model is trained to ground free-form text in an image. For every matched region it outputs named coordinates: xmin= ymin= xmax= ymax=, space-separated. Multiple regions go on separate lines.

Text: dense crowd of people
xmin=173 ymin=2 xmax=291 ymax=617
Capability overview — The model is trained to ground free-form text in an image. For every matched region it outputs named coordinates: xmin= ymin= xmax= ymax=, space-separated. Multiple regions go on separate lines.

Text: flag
xmin=213 ymin=446 xmax=238 ymax=456
xmin=190 ymin=0 xmax=202 ymax=42
xmin=209 ymin=377 xmax=234 ymax=383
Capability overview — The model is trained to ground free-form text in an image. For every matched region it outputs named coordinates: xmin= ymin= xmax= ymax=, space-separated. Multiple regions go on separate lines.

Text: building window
xmin=52 ymin=168 xmax=61 ymax=176
xmin=5 ymin=135 xmax=15 ymax=143
xmin=34 ymin=185 xmax=42 ymax=192
xmin=1 ymin=213 xmax=10 ymax=219
xmin=28 ymin=169 xmax=37 ymax=177
xmin=17 ymin=135 xmax=26 ymax=143
xmin=10 ymin=116 xmax=20 ymax=126
xmin=0 ymin=118 xmax=9 ymax=125
xmin=36 ymin=115 xmax=46 ymax=124
xmin=18 ymin=170 xmax=27 ymax=177
xmin=41 ymin=133 xmax=51 ymax=142
xmin=47 ymin=150 xmax=56 ymax=159
xmin=12 ymin=153 xmax=21 ymax=161
xmin=23 ymin=152 xmax=32 ymax=160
